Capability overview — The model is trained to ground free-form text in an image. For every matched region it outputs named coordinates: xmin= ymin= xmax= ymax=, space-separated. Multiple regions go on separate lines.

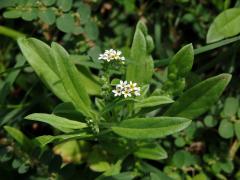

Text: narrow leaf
xmin=135 ymin=96 xmax=173 ymax=109
xmin=4 ymin=126 xmax=32 ymax=151
xmin=25 ymin=113 xmax=87 ymax=133
xmin=165 ymin=74 xmax=231 ymax=119
xmin=51 ymin=42 xmax=92 ymax=116
xmin=111 ymin=117 xmax=191 ymax=139
xmin=126 ymin=21 xmax=154 ymax=84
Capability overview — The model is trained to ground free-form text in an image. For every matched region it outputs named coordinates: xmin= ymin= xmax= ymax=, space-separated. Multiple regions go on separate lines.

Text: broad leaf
xmin=51 ymin=42 xmax=92 ymax=116
xmin=126 ymin=21 xmax=154 ymax=84
xmin=38 ymin=8 xmax=56 ymax=25
xmin=56 ymin=13 xmax=75 ymax=33
xmin=218 ymin=120 xmax=234 ymax=139
xmin=165 ymin=74 xmax=231 ymax=119
xmin=135 ymin=96 xmax=173 ymax=109
xmin=222 ymin=97 xmax=239 ymax=117
xmin=163 ymin=44 xmax=194 ymax=96
xmin=207 ymin=8 xmax=240 ymax=43
xmin=25 ymin=113 xmax=87 ymax=133
xmin=57 ymin=0 xmax=72 ymax=12
xmin=111 ymin=117 xmax=191 ymax=139
xmin=18 ymin=38 xmax=71 ymax=102
xmin=168 ymin=44 xmax=194 ymax=77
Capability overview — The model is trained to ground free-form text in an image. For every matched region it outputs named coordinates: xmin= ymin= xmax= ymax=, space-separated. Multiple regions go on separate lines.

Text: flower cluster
xmin=112 ymin=80 xmax=140 ymax=98
xmin=98 ymin=49 xmax=125 ymax=63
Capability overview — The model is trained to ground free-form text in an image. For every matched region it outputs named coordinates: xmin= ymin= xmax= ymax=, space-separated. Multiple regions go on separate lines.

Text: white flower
xmin=116 ymin=80 xmax=127 ymax=90
xmin=112 ymin=80 xmax=141 ymax=98
xmin=122 ymin=87 xmax=132 ymax=98
xmin=128 ymin=81 xmax=138 ymax=91
xmin=112 ymin=87 xmax=122 ymax=96
xmin=98 ymin=49 xmax=125 ymax=63
xmin=134 ymin=87 xmax=141 ymax=96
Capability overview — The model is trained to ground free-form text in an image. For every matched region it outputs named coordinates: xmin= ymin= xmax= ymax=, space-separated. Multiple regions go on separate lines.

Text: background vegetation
xmin=0 ymin=0 xmax=240 ymax=179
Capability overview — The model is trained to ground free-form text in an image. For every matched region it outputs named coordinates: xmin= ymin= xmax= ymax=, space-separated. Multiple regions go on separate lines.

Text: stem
xmin=0 ymin=26 xmax=25 ymax=40
xmin=154 ymin=34 xmax=240 ymax=67
xmin=194 ymin=35 xmax=240 ymax=55
xmin=229 ymin=139 xmax=240 ymax=160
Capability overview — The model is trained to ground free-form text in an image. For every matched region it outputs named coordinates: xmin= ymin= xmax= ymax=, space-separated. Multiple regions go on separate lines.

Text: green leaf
xmin=53 ymin=140 xmax=82 ymax=163
xmin=38 ymin=8 xmax=56 ymax=25
xmin=22 ymin=9 xmax=37 ymax=21
xmin=97 ymin=172 xmax=138 ymax=180
xmin=88 ymin=147 xmax=111 ymax=172
xmin=222 ymin=97 xmax=239 ymax=117
xmin=42 ymin=0 xmax=56 ymax=6
xmin=51 ymin=42 xmax=92 ymax=116
xmin=57 ymin=0 xmax=72 ymax=12
xmin=77 ymin=2 xmax=91 ymax=24
xmin=139 ymin=162 xmax=173 ymax=180
xmin=74 ymin=66 xmax=101 ymax=96
xmin=3 ymin=10 xmax=22 ymax=18
xmin=172 ymin=150 xmax=196 ymax=168
xmin=18 ymin=163 xmax=30 ymax=174
xmin=126 ymin=20 xmax=154 ymax=84
xmin=174 ymin=137 xmax=186 ymax=147
xmin=221 ymin=161 xmax=234 ymax=174
xmin=207 ymin=8 xmax=240 ymax=43
xmin=234 ymin=122 xmax=240 ymax=140
xmin=111 ymin=117 xmax=191 ymax=139
xmin=193 ymin=173 xmax=208 ymax=180
xmin=204 ymin=115 xmax=218 ymax=127
xmin=25 ymin=113 xmax=87 ymax=133
xmin=53 ymin=102 xmax=84 ymax=120
xmin=56 ymin=13 xmax=75 ymax=33
xmin=0 ymin=54 xmax=25 ymax=104
xmin=18 ymin=38 xmax=71 ymax=102
xmin=135 ymin=96 xmax=174 ymax=109
xmin=168 ymin=44 xmax=194 ymax=77
xmin=163 ymin=44 xmax=194 ymax=96
xmin=18 ymin=38 xmax=97 ymax=116
xmin=35 ymin=135 xmax=56 ymax=147
xmin=84 ymin=20 xmax=99 ymax=40
xmin=218 ymin=120 xmax=234 ymax=139
xmin=134 ymin=143 xmax=167 ymax=160
xmin=12 ymin=159 xmax=22 ymax=169
xmin=165 ymin=74 xmax=231 ymax=119
xmin=4 ymin=126 xmax=32 ymax=151
xmin=34 ymin=132 xmax=93 ymax=147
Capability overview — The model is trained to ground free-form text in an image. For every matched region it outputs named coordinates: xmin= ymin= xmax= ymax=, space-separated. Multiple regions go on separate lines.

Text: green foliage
xmin=163 ymin=44 xmax=194 ymax=96
xmin=4 ymin=126 xmax=32 ymax=152
xmin=25 ymin=113 xmax=87 ymax=133
xmin=1 ymin=0 xmax=98 ymax=39
xmin=1 ymin=1 xmax=239 ymax=179
xmin=134 ymin=143 xmax=167 ymax=160
xmin=207 ymin=8 xmax=240 ymax=43
xmin=134 ymin=96 xmax=173 ymax=109
xmin=165 ymin=74 xmax=231 ymax=119
xmin=126 ymin=21 xmax=154 ymax=84
xmin=111 ymin=117 xmax=191 ymax=139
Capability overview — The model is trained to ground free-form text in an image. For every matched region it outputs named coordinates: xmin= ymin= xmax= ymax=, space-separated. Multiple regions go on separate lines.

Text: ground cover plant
xmin=1 ymin=0 xmax=240 ymax=180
